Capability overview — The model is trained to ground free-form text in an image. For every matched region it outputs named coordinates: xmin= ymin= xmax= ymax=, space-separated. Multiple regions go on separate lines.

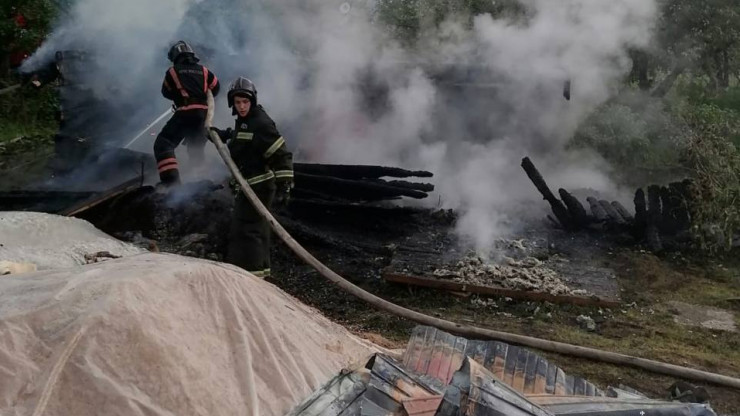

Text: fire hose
xmin=0 ymin=84 xmax=21 ymax=96
xmin=205 ymin=91 xmax=740 ymax=390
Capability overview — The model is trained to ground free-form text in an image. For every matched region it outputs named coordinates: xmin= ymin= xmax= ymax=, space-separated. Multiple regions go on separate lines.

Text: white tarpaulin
xmin=0 ymin=211 xmax=143 ymax=270
xmin=0 ymin=252 xmax=378 ymax=415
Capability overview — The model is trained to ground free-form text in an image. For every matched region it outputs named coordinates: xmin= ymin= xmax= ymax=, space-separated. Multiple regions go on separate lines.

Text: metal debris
xmin=292 ymin=326 xmax=718 ymax=415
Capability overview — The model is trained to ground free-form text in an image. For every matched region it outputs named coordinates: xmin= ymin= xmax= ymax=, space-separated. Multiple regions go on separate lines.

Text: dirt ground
xmin=267 ymin=203 xmax=740 ymax=414
xmin=2 ymin=146 xmax=740 ymax=413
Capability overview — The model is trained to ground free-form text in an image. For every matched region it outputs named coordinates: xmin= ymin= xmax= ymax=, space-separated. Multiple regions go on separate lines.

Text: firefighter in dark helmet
xmin=154 ymin=40 xmax=220 ymax=188
xmin=209 ymin=77 xmax=294 ymax=278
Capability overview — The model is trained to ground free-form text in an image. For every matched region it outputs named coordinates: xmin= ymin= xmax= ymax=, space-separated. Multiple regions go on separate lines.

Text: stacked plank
xmin=293 ymin=163 xmax=434 ymax=202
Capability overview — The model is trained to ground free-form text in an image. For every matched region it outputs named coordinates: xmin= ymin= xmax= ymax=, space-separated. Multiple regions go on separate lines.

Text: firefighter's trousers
xmin=153 ymin=109 xmax=207 ymax=185
xmin=226 ymin=180 xmax=276 ymax=277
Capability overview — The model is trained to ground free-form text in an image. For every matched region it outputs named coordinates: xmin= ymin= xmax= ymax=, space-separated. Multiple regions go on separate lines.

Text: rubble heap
xmin=522 ymin=156 xmax=694 ymax=252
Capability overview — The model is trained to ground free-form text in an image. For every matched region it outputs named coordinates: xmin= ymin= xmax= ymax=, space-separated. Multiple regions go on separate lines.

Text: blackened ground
xmin=270 ymin=225 xmax=740 ymax=414
xmin=269 ymin=204 xmax=740 ymax=414
xmin=75 ymin=180 xmax=740 ymax=413
xmin=79 ymin=181 xmax=233 ymax=259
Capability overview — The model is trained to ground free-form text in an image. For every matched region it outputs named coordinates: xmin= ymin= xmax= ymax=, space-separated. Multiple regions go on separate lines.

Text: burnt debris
xmin=0 ymin=157 xmax=436 ymax=262
xmin=522 ymin=157 xmax=694 ymax=252
xmin=0 ymin=150 xmax=436 ymax=215
xmin=292 ymin=163 xmax=434 ymax=202
xmin=521 ymin=157 xmax=575 ymax=230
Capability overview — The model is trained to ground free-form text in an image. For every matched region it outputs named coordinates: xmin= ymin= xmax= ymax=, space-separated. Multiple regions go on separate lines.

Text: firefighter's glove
xmin=206 ymin=127 xmax=228 ymax=143
xmin=26 ymin=74 xmax=42 ymax=88
xmin=274 ymin=181 xmax=293 ymax=209
xmin=206 ymin=127 xmax=224 ymax=143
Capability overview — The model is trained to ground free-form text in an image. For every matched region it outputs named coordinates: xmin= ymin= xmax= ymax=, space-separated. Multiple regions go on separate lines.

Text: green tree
xmin=0 ymin=0 xmax=56 ymax=75
xmin=375 ymin=0 xmax=525 ymax=44
xmin=657 ymin=0 xmax=740 ymax=89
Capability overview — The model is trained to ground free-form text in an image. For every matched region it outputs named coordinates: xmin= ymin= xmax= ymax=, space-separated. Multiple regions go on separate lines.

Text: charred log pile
xmin=73 ymin=180 xmax=435 ymax=263
xmin=293 ymin=163 xmax=434 ymax=202
xmin=0 ymin=161 xmax=435 ymax=215
xmin=0 ymin=161 xmax=435 ymax=260
xmin=522 ymin=157 xmax=693 ymax=252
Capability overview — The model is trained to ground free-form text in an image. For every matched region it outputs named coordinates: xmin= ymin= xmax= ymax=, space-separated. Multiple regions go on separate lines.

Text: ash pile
xmin=432 ymin=255 xmax=587 ymax=296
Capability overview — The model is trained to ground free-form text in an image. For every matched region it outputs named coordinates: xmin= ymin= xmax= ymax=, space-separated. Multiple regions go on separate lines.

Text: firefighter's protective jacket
xmin=161 ymin=62 xmax=220 ymax=111
xmin=215 ymin=105 xmax=293 ymax=187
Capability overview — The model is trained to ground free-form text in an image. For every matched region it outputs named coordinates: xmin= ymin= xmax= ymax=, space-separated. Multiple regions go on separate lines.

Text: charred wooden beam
xmin=521 ymin=157 xmax=574 ymax=229
xmin=634 ymin=188 xmax=647 ymax=236
xmin=371 ymin=179 xmax=435 ymax=193
xmin=294 ymin=172 xmax=429 ymax=201
xmin=669 ymin=182 xmax=691 ymax=230
xmin=659 ymin=186 xmax=680 ymax=234
xmin=586 ymin=197 xmax=608 ymax=222
xmin=647 ymin=186 xmax=663 ymax=222
xmin=559 ymin=189 xmax=589 ymax=228
xmin=383 ymin=272 xmax=620 ymax=308
xmin=60 ymin=176 xmax=143 ymax=217
xmin=611 ymin=201 xmax=634 ymax=223
xmin=521 ymin=158 xmax=558 ymax=201
xmin=673 ymin=179 xmax=693 ymax=200
xmin=599 ymin=200 xmax=626 ymax=225
xmin=293 ymin=163 xmax=433 ymax=180
xmin=646 ymin=185 xmax=663 ymax=252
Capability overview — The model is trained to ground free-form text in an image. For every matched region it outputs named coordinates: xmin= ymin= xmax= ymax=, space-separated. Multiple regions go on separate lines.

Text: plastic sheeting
xmin=0 ymin=252 xmax=378 ymax=415
xmin=0 ymin=211 xmax=143 ymax=270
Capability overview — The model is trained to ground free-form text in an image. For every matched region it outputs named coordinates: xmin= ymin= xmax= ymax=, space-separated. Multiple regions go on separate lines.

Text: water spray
xmin=123 ymin=109 xmax=172 ymax=149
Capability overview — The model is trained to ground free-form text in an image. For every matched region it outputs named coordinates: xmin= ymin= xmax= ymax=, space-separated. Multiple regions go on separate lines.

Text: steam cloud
xmin=24 ymin=0 xmax=657 ymax=252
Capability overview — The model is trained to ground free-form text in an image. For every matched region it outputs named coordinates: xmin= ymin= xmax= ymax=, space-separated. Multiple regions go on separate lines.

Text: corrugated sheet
xmin=437 ymin=358 xmax=718 ymax=416
xmin=289 ymin=354 xmax=441 ymax=416
xmin=286 ymin=368 xmax=371 ymax=416
xmin=291 ymin=326 xmax=719 ymax=416
xmin=402 ymin=397 xmax=445 ymax=416
xmin=436 ymin=357 xmax=555 ymax=416
xmin=530 ymin=395 xmax=718 ymax=415
xmin=367 ymin=354 xmax=441 ymax=400
xmin=403 ymin=326 xmax=605 ymax=397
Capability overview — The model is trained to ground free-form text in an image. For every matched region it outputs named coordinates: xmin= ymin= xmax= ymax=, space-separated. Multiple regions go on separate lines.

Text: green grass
xmin=0 ymin=78 xmax=58 ymax=143
xmin=0 ymin=78 xmax=57 ymax=157
xmin=0 ymin=119 xmax=55 ymax=143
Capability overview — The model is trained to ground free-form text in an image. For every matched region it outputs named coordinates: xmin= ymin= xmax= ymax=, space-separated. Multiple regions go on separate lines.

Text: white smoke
xmin=24 ymin=0 xmax=657 ymax=252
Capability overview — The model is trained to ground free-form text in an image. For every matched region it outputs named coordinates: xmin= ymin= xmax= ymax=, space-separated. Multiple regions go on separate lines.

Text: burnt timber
xmin=0 ymin=161 xmax=436 ymax=214
xmin=521 ymin=157 xmax=694 ymax=252
xmin=383 ymin=272 xmax=620 ymax=308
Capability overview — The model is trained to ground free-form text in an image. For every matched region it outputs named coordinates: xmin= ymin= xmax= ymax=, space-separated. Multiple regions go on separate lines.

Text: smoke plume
xmin=24 ymin=0 xmax=657 ymax=251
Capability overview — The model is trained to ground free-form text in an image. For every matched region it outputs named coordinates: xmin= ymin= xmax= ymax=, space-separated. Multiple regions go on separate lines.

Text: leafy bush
xmin=571 ymin=92 xmax=689 ymax=170
xmin=680 ymin=104 xmax=740 ymax=252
